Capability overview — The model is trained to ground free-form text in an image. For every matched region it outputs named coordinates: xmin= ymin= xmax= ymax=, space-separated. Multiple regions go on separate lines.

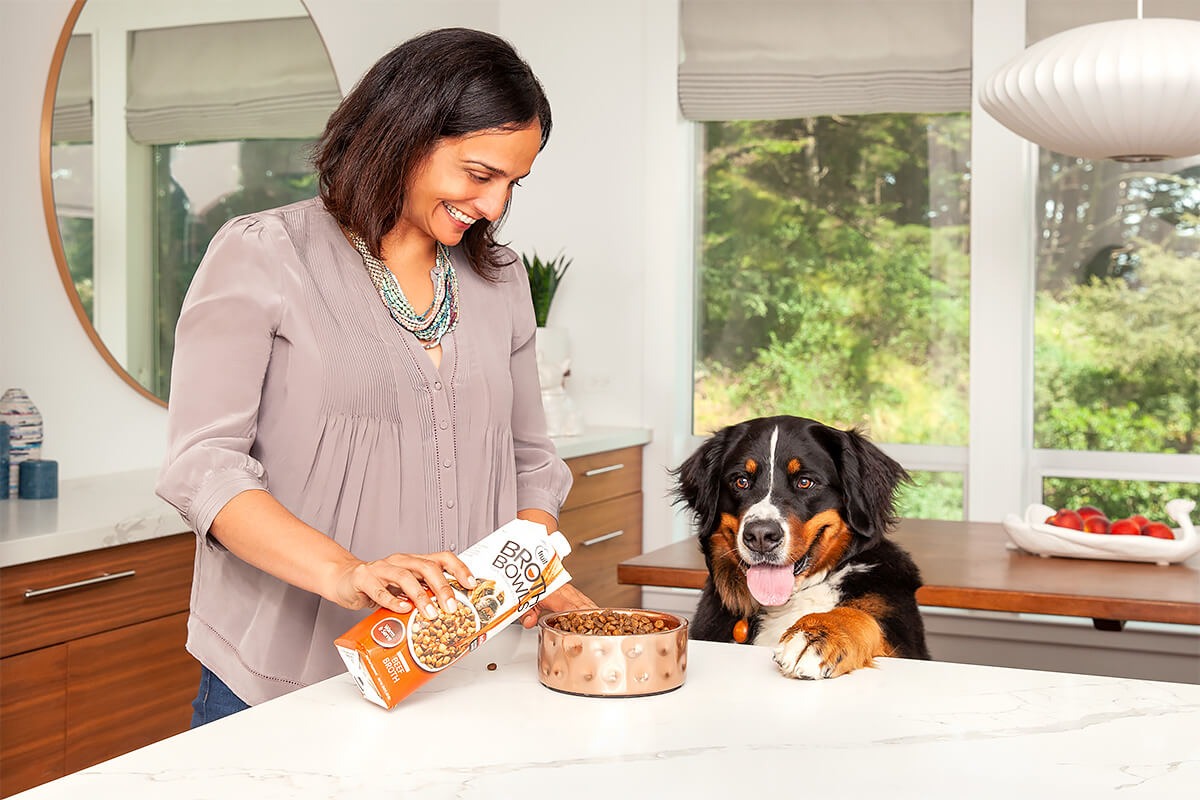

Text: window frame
xmin=682 ymin=0 xmax=1199 ymax=530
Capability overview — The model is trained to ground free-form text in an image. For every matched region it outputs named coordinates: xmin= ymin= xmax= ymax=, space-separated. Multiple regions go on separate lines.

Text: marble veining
xmin=14 ymin=629 xmax=1199 ymax=799
xmin=0 ymin=468 xmax=186 ymax=567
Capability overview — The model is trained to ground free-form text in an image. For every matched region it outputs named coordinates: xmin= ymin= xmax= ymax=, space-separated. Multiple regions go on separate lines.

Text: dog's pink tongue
xmin=746 ymin=564 xmax=795 ymax=606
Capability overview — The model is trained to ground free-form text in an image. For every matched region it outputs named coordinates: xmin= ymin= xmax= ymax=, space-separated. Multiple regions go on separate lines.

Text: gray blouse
xmin=156 ymin=197 xmax=572 ymax=705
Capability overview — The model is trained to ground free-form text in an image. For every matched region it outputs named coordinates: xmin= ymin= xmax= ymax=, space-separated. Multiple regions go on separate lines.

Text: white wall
xmin=0 ymin=0 xmax=692 ymax=549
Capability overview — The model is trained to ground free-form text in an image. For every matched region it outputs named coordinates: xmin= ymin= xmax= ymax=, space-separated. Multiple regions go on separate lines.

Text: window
xmin=686 ymin=1 xmax=1200 ymax=524
xmin=1026 ymin=0 xmax=1200 ymax=518
xmin=696 ymin=114 xmax=971 ymax=519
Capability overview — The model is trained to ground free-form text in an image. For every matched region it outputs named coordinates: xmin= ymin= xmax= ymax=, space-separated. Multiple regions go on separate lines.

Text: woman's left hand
xmin=513 ymin=509 xmax=596 ymax=626
xmin=520 ymin=583 xmax=597 ymax=628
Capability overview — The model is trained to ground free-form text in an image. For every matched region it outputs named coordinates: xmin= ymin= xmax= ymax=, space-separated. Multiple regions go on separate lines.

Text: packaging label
xmin=369 ymin=617 xmax=406 ymax=648
xmin=335 ymin=519 xmax=572 ymax=708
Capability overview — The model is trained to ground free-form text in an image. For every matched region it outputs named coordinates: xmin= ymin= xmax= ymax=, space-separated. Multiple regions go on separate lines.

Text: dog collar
xmin=733 ymin=618 xmax=749 ymax=643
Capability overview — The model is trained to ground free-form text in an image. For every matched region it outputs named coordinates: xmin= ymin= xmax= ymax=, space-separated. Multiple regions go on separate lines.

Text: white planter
xmin=534 ymin=327 xmax=584 ymax=437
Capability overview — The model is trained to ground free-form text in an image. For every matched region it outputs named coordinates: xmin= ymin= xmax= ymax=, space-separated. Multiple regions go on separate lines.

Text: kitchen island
xmin=13 ymin=628 xmax=1199 ymax=799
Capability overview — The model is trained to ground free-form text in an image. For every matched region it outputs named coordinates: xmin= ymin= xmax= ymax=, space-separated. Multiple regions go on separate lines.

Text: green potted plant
xmin=522 ymin=251 xmax=583 ymax=436
xmin=522 ymin=251 xmax=572 ymax=327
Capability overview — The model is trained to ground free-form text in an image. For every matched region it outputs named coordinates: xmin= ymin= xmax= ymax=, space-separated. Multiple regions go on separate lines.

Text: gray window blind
xmin=1028 ymin=0 xmax=1200 ymax=44
xmin=126 ymin=16 xmax=340 ymax=145
xmin=53 ymin=35 xmax=92 ymax=143
xmin=678 ymin=0 xmax=971 ymax=121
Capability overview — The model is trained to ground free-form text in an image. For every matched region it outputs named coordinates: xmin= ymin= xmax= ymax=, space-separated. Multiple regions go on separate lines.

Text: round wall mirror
xmin=42 ymin=0 xmax=341 ymax=405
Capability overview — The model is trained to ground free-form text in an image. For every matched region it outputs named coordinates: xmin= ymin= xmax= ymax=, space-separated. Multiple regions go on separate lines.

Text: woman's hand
xmin=512 ymin=509 xmax=596 ymax=626
xmin=519 ymin=583 xmax=597 ymax=628
xmin=327 ymin=551 xmax=476 ymax=620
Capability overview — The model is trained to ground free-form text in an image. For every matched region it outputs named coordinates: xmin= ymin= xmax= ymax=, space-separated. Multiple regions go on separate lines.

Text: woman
xmin=157 ymin=27 xmax=592 ymax=726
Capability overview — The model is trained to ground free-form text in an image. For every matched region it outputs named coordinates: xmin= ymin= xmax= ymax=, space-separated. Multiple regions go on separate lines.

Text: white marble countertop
xmin=14 ymin=629 xmax=1199 ymax=799
xmin=551 ymin=424 xmax=651 ymax=460
xmin=0 ymin=426 xmax=652 ymax=567
xmin=0 ymin=468 xmax=184 ymax=568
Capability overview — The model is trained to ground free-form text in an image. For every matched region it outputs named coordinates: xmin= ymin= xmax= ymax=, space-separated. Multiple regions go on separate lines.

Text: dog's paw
xmin=771 ymin=609 xmax=887 ymax=680
xmin=772 ymin=629 xmax=833 ymax=679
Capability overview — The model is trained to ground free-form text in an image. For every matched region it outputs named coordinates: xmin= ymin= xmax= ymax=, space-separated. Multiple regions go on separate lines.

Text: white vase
xmin=534 ymin=327 xmax=584 ymax=437
xmin=1 ymin=388 xmax=43 ymax=493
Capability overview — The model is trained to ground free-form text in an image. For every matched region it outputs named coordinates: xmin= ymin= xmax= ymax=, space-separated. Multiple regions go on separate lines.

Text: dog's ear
xmin=671 ymin=426 xmax=734 ymax=536
xmin=814 ymin=425 xmax=910 ymax=541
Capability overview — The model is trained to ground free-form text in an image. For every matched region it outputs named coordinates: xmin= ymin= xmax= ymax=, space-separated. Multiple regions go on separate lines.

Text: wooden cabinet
xmin=0 ymin=535 xmax=197 ymax=797
xmin=560 ymin=445 xmax=644 ymax=608
xmin=0 ymin=646 xmax=66 ymax=796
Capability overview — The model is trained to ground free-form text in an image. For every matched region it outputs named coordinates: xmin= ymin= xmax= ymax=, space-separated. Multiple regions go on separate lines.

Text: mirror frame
xmin=40 ymin=0 xmax=165 ymax=406
xmin=40 ymin=0 xmax=337 ymax=408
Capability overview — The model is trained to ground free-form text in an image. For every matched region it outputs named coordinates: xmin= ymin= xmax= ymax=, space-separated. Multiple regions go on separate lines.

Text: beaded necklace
xmin=349 ymin=231 xmax=459 ymax=350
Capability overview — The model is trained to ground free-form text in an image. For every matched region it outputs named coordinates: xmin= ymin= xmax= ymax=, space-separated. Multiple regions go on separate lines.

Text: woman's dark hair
xmin=313 ymin=28 xmax=551 ymax=279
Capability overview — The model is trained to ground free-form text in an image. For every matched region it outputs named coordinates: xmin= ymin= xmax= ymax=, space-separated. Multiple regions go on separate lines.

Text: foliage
xmin=1035 ymin=245 xmax=1200 ymax=455
xmin=58 ymin=215 xmax=94 ymax=320
xmin=698 ymin=114 xmax=1199 ymax=521
xmin=522 ymin=251 xmax=572 ymax=328
xmin=698 ymin=114 xmax=970 ymax=451
xmin=895 ymin=471 xmax=964 ymax=521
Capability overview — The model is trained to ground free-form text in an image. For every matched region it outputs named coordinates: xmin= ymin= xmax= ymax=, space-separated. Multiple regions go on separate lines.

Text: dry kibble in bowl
xmin=549 ymin=610 xmax=674 ymax=636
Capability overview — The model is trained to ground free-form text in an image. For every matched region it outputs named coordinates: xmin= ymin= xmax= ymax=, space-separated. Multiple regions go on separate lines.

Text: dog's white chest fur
xmin=751 ymin=564 xmax=870 ymax=647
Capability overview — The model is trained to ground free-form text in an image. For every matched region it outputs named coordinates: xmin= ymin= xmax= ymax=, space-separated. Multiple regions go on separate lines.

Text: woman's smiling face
xmin=400 ymin=122 xmax=543 ymax=246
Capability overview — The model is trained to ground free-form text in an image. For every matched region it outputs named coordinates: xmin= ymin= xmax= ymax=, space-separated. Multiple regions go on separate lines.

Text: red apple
xmin=1141 ymin=522 xmax=1175 ymax=540
xmin=1077 ymin=505 xmax=1105 ymax=520
xmin=1130 ymin=515 xmax=1151 ymax=528
xmin=1050 ymin=509 xmax=1085 ymax=530
xmin=1110 ymin=518 xmax=1142 ymax=536
xmin=1082 ymin=515 xmax=1111 ymax=534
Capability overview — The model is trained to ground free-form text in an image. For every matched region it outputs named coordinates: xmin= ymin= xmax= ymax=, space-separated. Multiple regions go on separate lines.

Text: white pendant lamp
xmin=979 ymin=2 xmax=1200 ymax=163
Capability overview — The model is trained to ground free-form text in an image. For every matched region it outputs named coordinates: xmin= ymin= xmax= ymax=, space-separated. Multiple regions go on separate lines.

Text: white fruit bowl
xmin=1001 ymin=499 xmax=1199 ymax=566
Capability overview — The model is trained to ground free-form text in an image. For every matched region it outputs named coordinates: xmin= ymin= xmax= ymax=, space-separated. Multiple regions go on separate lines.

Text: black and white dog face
xmin=675 ymin=416 xmax=908 ymax=614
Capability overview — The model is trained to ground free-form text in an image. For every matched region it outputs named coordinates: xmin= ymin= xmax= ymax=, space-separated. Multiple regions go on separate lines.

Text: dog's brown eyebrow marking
xmin=787 ymin=458 xmax=802 ymax=475
xmin=745 ymin=459 xmax=757 ymax=474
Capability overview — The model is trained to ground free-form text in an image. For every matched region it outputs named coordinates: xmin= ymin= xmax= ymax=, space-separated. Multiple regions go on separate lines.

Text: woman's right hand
xmin=327 ymin=551 xmax=477 ymax=620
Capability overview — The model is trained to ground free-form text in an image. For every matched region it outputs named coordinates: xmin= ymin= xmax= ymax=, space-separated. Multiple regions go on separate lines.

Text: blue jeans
xmin=190 ymin=665 xmax=250 ymax=728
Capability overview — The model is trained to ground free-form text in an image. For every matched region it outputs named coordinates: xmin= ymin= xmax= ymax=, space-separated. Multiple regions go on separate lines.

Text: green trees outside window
xmin=697 ymin=114 xmax=971 ymax=519
xmin=1034 ymin=152 xmax=1200 ymax=516
xmin=698 ymin=114 xmax=1199 ymax=520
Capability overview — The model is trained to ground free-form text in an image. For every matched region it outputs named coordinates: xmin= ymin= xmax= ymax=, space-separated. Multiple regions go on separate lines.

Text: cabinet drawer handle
xmin=581 ymin=530 xmax=624 ymax=547
xmin=24 ymin=570 xmax=137 ymax=599
xmin=583 ymin=463 xmax=624 ymax=477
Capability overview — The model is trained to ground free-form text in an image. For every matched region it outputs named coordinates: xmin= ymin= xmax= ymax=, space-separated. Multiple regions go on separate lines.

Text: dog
xmin=673 ymin=415 xmax=930 ymax=679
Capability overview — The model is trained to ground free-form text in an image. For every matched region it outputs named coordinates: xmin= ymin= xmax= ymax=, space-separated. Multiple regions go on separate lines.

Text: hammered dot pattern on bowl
xmin=536 ymin=609 xmax=688 ymax=697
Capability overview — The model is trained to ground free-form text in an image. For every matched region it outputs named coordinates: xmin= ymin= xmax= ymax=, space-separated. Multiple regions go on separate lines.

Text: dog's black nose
xmin=742 ymin=519 xmax=784 ymax=554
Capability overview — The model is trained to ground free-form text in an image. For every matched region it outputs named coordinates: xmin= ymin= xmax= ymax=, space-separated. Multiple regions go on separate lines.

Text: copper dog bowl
xmin=537 ymin=609 xmax=688 ymax=697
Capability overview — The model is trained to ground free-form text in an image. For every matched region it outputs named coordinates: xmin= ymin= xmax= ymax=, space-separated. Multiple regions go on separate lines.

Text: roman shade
xmin=678 ymin=0 xmax=972 ymax=120
xmin=1027 ymin=0 xmax=1200 ymax=44
xmin=53 ymin=35 xmax=92 ymax=143
xmin=126 ymin=16 xmax=339 ymax=145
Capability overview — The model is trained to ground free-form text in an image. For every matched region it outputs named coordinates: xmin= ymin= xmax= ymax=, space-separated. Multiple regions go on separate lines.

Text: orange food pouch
xmin=334 ymin=519 xmax=572 ymax=709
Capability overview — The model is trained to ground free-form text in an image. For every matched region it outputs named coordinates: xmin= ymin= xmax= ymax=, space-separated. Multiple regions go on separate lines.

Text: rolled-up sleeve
xmin=507 ymin=257 xmax=573 ymax=517
xmin=156 ymin=215 xmax=284 ymax=542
